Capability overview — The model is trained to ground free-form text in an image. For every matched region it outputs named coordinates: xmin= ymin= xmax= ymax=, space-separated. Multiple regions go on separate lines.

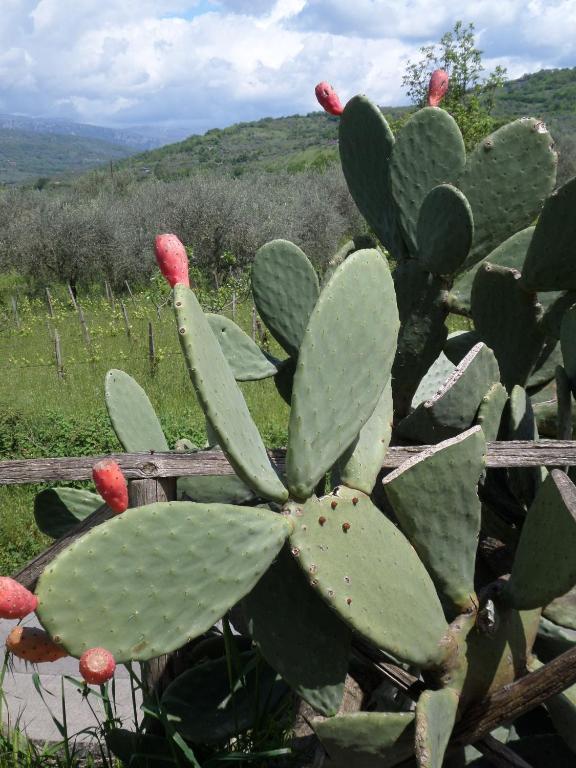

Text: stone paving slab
xmin=1 ymin=614 xmax=142 ymax=745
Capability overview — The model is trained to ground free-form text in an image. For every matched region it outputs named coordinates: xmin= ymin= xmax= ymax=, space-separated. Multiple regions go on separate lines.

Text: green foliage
xmin=402 ymin=21 xmax=507 ymax=149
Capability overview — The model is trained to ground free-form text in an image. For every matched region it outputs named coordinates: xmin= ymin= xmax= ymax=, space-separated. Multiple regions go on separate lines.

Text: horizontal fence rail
xmin=2 ymin=440 xmax=576 ymax=485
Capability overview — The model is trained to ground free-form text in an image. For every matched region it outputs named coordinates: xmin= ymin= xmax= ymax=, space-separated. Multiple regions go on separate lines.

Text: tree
xmin=402 ymin=21 xmax=507 ymax=149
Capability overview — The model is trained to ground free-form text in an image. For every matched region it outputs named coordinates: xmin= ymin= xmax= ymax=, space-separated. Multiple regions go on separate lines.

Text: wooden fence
xmin=3 ymin=443 xmax=576 ymax=765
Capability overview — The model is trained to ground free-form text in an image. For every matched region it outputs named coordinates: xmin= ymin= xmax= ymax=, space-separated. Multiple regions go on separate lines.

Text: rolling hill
xmin=2 ymin=67 xmax=575 ymax=186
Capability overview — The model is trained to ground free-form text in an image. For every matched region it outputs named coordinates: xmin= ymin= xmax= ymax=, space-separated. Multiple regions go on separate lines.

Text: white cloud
xmin=0 ymin=0 xmax=573 ymax=134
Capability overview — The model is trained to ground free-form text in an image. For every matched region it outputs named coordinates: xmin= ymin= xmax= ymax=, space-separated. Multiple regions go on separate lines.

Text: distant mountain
xmin=0 ymin=130 xmax=137 ymax=184
xmin=0 ymin=115 xmax=167 ymax=150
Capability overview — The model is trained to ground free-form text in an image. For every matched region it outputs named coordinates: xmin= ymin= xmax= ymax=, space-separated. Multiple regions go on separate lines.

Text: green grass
xmin=0 ymin=289 xmax=289 ymax=573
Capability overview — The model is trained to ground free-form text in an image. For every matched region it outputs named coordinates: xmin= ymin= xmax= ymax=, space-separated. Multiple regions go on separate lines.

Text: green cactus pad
xmin=206 ymin=313 xmax=279 ymax=381
xmin=471 ymin=263 xmax=545 ymax=390
xmin=106 ymin=730 xmax=174 ymax=768
xmin=36 ymin=501 xmax=292 ymax=661
xmin=504 ymin=470 xmax=576 ymax=610
xmin=415 ymin=688 xmax=459 ymax=768
xmin=174 ymin=284 xmax=287 ymax=503
xmin=522 ymin=177 xmax=576 ymax=291
xmin=251 ymin=240 xmax=319 ymax=358
xmin=417 ymin=184 xmax=473 ymax=275
xmin=383 ymin=427 xmax=485 ymax=615
xmin=104 ymin=369 xmax=168 ymax=452
xmin=338 ymin=95 xmax=406 ymax=256
xmin=177 ymin=475 xmax=256 ymax=505
xmin=557 ymin=366 xmax=573 ymax=440
xmin=274 ymin=357 xmax=296 ymax=405
xmin=474 ymin=383 xmax=508 ymax=441
xmin=529 ymin=340 xmax=563 ymax=392
xmin=458 ymin=118 xmax=556 ymax=268
xmin=544 ymin=585 xmax=576 ymax=631
xmin=161 ymin=651 xmax=288 ymax=745
xmin=390 ymin=108 xmax=465 ymax=255
xmin=507 ymin=385 xmax=544 ymax=508
xmin=397 ymin=343 xmax=500 ymax=444
xmin=392 ymin=260 xmax=449 ymax=417
xmin=286 ymin=249 xmax=399 ymax=500
xmin=450 ymin=226 xmax=534 ymax=311
xmin=287 ymin=487 xmax=449 ymax=669
xmin=242 ymin=545 xmax=351 ymax=716
xmin=560 ymin=304 xmax=576 ymax=394
xmin=443 ymin=331 xmax=481 ymax=365
xmin=313 ymin=712 xmax=415 ymax=768
xmin=541 ymin=292 xmax=576 ymax=340
xmin=339 ymin=380 xmax=393 ymax=495
xmin=411 ymin=353 xmax=457 ymax=408
xmin=535 ymin=616 xmax=576 ymax=662
xmin=461 ymin=606 xmax=541 ymax=706
xmin=34 ymin=488 xmax=103 ymax=539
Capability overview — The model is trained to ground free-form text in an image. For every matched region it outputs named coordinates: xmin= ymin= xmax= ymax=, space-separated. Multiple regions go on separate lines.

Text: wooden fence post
xmin=251 ymin=305 xmax=257 ymax=341
xmin=54 ymin=330 xmax=64 ymax=379
xmin=67 ymin=283 xmax=78 ymax=311
xmin=124 ymin=280 xmax=135 ymax=305
xmin=129 ymin=477 xmax=178 ymax=704
xmin=121 ymin=301 xmax=131 ymax=340
xmin=148 ymin=321 xmax=157 ymax=376
xmin=77 ymin=305 xmax=91 ymax=348
xmin=232 ymin=291 xmax=237 ymax=320
xmin=45 ymin=288 xmax=55 ymax=319
xmin=11 ymin=296 xmax=20 ymax=329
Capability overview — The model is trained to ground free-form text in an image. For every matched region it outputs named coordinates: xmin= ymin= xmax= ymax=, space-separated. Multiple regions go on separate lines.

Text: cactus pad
xmin=412 ymin=353 xmax=457 ymax=408
xmin=459 ymin=118 xmax=556 ymax=267
xmin=471 ymin=263 xmax=545 ymax=390
xmin=560 ymin=304 xmax=576 ymax=394
xmin=178 ymin=475 xmax=256 ymax=505
xmin=242 ymin=545 xmax=351 ymax=716
xmin=522 ymin=177 xmax=576 ymax=291
xmin=286 ymin=249 xmax=399 ymax=500
xmin=397 ymin=343 xmax=500 ymax=444
xmin=417 ymin=184 xmax=473 ymax=275
xmin=174 ymin=284 xmax=287 ymax=503
xmin=34 ymin=488 xmax=103 ymax=539
xmin=390 ymin=108 xmax=465 ymax=255
xmin=161 ymin=651 xmax=287 ymax=745
xmin=505 ymin=470 xmax=576 ymax=610
xmin=206 ymin=313 xmax=279 ymax=380
xmin=36 ymin=501 xmax=292 ymax=661
xmin=251 ymin=240 xmax=319 ymax=358
xmin=339 ymin=380 xmax=393 ymax=495
xmin=105 ymin=369 xmax=168 ymax=452
xmin=450 ymin=226 xmax=534 ymax=311
xmin=384 ymin=427 xmax=485 ymax=615
xmin=287 ymin=487 xmax=449 ymax=668
xmin=314 ymin=712 xmax=415 ymax=768
xmin=474 ymin=383 xmax=508 ymax=441
xmin=338 ymin=95 xmax=405 ymax=256
xmin=544 ymin=585 xmax=576 ymax=632
xmin=415 ymin=688 xmax=459 ymax=768
xmin=443 ymin=331 xmax=481 ymax=365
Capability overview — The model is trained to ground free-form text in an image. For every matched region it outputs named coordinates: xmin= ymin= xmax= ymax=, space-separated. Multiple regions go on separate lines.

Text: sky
xmin=0 ymin=0 xmax=575 ymax=138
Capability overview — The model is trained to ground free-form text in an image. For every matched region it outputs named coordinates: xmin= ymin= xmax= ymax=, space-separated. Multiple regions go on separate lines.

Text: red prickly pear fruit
xmin=427 ymin=69 xmax=449 ymax=107
xmin=79 ymin=647 xmax=116 ymax=685
xmin=6 ymin=626 xmax=68 ymax=663
xmin=92 ymin=459 xmax=128 ymax=514
xmin=0 ymin=577 xmax=38 ymax=619
xmin=154 ymin=234 xmax=190 ymax=288
xmin=315 ymin=81 xmax=344 ymax=116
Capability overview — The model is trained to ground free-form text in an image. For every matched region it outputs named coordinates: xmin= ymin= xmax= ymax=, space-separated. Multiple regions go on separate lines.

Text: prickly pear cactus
xmin=19 ymin=71 xmax=576 ymax=767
